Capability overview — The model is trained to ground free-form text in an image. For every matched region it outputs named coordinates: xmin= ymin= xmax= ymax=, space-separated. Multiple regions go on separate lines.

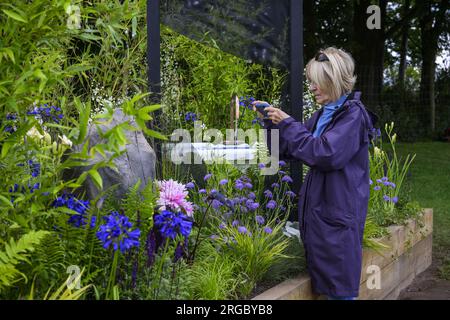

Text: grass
xmin=385 ymin=141 xmax=450 ymax=279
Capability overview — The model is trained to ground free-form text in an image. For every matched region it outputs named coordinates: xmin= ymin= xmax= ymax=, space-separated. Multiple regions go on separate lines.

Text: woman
xmin=253 ymin=47 xmax=378 ymax=300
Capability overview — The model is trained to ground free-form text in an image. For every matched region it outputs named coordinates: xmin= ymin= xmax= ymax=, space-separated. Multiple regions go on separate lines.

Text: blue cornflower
xmin=219 ymin=179 xmax=228 ymax=185
xmin=281 ymin=175 xmax=293 ymax=183
xmin=255 ymin=215 xmax=265 ymax=225
xmin=369 ymin=179 xmax=373 ymax=185
xmin=212 ymin=199 xmax=223 ymax=210
xmin=154 ymin=210 xmax=193 ymax=239
xmin=96 ymin=211 xmax=140 ymax=253
xmin=266 ymin=200 xmax=277 ymax=209
xmin=28 ymin=160 xmax=40 ymax=178
xmin=279 ymin=160 xmax=287 ymax=167
xmin=232 ymin=220 xmax=239 ymax=227
xmin=374 ymin=186 xmax=381 ymax=191
xmin=264 ymin=227 xmax=273 ymax=234
xmin=237 ymin=226 xmax=248 ymax=234
xmin=285 ymin=191 xmax=296 ymax=198
xmin=235 ymin=179 xmax=245 ymax=191
xmin=248 ymin=192 xmax=256 ymax=200
xmin=204 ymin=173 xmax=212 ymax=181
xmin=199 ymin=189 xmax=207 ymax=194
xmin=391 ymin=196 xmax=398 ymax=204
xmin=186 ymin=182 xmax=195 ymax=189
xmin=258 ymin=163 xmax=265 ymax=169
xmin=383 ymin=195 xmax=390 ymax=202
xmin=244 ymin=182 xmax=253 ymax=189
xmin=245 ymin=199 xmax=260 ymax=211
xmin=271 ymin=183 xmax=280 ymax=189
xmin=263 ymin=190 xmax=273 ymax=198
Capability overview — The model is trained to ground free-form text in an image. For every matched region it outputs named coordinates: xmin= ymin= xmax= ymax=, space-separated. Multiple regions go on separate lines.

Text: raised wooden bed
xmin=253 ymin=208 xmax=433 ymax=300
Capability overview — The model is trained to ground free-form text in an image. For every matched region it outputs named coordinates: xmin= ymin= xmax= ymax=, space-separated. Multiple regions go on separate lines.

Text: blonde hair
xmin=306 ymin=47 xmax=357 ymax=102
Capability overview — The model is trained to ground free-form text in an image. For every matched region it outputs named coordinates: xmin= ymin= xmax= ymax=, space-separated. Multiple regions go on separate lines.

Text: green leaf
xmin=0 ymin=195 xmax=13 ymax=208
xmin=2 ymin=48 xmax=15 ymax=64
xmin=137 ymin=104 xmax=161 ymax=120
xmin=2 ymin=9 xmax=28 ymax=23
xmin=142 ymin=127 xmax=168 ymax=140
xmin=1 ymin=141 xmax=12 ymax=159
xmin=89 ymin=170 xmax=103 ymax=190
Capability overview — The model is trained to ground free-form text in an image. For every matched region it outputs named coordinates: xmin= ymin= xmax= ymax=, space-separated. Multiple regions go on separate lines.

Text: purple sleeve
xmin=263 ymin=119 xmax=296 ymax=161
xmin=275 ymin=109 xmax=364 ymax=171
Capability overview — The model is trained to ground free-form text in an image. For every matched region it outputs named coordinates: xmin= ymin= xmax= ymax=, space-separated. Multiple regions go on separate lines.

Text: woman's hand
xmin=252 ymin=100 xmax=291 ymax=124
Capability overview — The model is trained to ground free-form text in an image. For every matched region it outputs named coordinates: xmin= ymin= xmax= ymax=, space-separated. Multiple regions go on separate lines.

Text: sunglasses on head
xmin=315 ymin=51 xmax=329 ymax=62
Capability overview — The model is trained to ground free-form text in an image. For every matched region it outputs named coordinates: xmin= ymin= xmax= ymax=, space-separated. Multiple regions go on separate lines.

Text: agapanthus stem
xmin=106 ymin=250 xmax=119 ymax=300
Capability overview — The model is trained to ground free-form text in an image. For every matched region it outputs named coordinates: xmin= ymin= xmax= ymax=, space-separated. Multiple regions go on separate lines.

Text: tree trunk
xmin=351 ymin=0 xmax=386 ymax=108
xmin=419 ymin=0 xmax=447 ymax=134
xmin=398 ymin=0 xmax=410 ymax=89
xmin=303 ymin=0 xmax=318 ymax=62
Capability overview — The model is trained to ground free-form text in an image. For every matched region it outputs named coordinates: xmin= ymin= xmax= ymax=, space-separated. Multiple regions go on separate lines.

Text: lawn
xmin=388 ymin=141 xmax=450 ymax=278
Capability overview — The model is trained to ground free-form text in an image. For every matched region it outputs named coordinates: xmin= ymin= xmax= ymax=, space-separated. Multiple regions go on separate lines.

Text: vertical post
xmin=147 ymin=0 xmax=162 ymax=176
xmin=289 ymin=0 xmax=304 ymax=215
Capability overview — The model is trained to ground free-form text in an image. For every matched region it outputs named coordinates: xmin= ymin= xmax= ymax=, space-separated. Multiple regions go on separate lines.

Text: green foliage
xmin=0 ymin=230 xmax=49 ymax=293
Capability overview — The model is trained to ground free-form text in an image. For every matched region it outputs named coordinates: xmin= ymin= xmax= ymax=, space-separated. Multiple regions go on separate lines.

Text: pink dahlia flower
xmin=157 ymin=179 xmax=194 ymax=217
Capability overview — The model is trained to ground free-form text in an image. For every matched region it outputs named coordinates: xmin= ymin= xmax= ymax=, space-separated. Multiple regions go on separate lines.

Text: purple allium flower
xmin=391 ymin=196 xmax=398 ymax=204
xmin=248 ymin=192 xmax=256 ymax=200
xmin=186 ymin=182 xmax=195 ymax=189
xmin=219 ymin=179 xmax=228 ymax=185
xmin=263 ymin=190 xmax=273 ymax=198
xmin=232 ymin=220 xmax=239 ymax=227
xmin=237 ymin=226 xmax=248 ymax=234
xmin=266 ymin=200 xmax=277 ymax=209
xmin=96 ymin=211 xmax=140 ymax=253
xmin=199 ymin=189 xmax=206 ymax=194
xmin=258 ymin=163 xmax=265 ymax=169
xmin=264 ymin=227 xmax=273 ymax=234
xmin=374 ymin=186 xmax=381 ymax=191
xmin=281 ymin=175 xmax=293 ymax=183
xmin=271 ymin=183 xmax=280 ymax=189
xmin=255 ymin=215 xmax=265 ymax=225
xmin=204 ymin=173 xmax=212 ymax=181
xmin=154 ymin=210 xmax=193 ymax=239
xmin=383 ymin=195 xmax=390 ymax=202
xmin=279 ymin=160 xmax=286 ymax=167
xmin=157 ymin=179 xmax=194 ymax=217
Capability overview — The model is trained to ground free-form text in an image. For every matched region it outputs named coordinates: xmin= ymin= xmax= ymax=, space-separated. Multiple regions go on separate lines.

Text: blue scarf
xmin=313 ymin=94 xmax=349 ymax=137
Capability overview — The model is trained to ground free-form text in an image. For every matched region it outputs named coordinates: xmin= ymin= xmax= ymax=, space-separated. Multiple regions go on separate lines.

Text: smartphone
xmin=255 ymin=102 xmax=270 ymax=118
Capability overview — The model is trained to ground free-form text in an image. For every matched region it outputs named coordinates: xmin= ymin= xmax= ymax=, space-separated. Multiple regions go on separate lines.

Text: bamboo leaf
xmin=2 ymin=9 xmax=28 ymax=23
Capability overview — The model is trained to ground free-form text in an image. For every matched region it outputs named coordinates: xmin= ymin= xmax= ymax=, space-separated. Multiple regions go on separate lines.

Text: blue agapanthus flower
xmin=52 ymin=194 xmax=95 ymax=228
xmin=154 ymin=210 xmax=193 ymax=239
xmin=96 ymin=211 xmax=140 ymax=253
xmin=185 ymin=112 xmax=197 ymax=122
xmin=27 ymin=104 xmax=64 ymax=123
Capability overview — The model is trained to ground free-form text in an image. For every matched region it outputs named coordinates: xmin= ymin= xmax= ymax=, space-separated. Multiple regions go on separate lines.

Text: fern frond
xmin=0 ymin=230 xmax=49 ymax=292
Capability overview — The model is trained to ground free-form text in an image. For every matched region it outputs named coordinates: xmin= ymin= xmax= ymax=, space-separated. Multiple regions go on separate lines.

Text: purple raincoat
xmin=264 ymin=91 xmax=378 ymax=297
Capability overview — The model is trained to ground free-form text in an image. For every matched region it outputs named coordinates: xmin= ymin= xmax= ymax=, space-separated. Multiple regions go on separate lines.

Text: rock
xmin=67 ymin=108 xmax=156 ymax=201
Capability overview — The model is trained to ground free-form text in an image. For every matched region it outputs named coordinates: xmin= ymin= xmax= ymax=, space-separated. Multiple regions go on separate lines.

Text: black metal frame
xmin=147 ymin=0 xmax=304 ymax=200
